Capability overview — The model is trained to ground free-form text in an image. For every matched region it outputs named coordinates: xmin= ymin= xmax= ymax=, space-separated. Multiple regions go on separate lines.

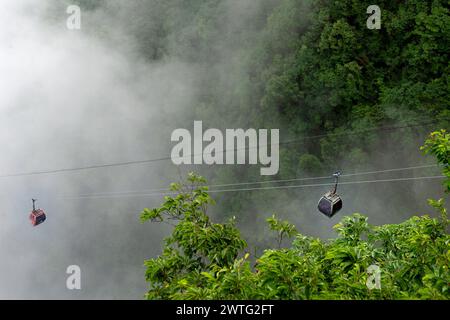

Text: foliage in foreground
xmin=140 ymin=132 xmax=449 ymax=300
xmin=421 ymin=129 xmax=450 ymax=192
xmin=140 ymin=182 xmax=448 ymax=299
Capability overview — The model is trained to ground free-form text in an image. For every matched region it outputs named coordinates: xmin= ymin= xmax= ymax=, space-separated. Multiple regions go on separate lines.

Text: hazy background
xmin=0 ymin=0 xmax=446 ymax=299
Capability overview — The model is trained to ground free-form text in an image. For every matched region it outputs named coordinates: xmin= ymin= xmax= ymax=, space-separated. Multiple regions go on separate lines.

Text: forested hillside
xmin=71 ymin=0 xmax=449 ymax=167
xmin=119 ymin=0 xmax=450 ymax=165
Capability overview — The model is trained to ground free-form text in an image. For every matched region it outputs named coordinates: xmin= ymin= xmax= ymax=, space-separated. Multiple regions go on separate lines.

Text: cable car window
xmin=318 ymin=198 xmax=331 ymax=214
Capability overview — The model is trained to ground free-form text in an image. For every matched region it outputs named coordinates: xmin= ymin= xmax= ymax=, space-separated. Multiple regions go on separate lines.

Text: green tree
xmin=266 ymin=214 xmax=298 ymax=248
xmin=421 ymin=129 xmax=450 ymax=192
xmin=141 ymin=171 xmax=449 ymax=300
xmin=140 ymin=172 xmax=247 ymax=299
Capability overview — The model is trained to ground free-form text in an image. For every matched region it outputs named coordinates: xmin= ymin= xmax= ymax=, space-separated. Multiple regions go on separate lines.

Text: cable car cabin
xmin=30 ymin=209 xmax=46 ymax=226
xmin=318 ymin=191 xmax=342 ymax=218
xmin=317 ymin=172 xmax=343 ymax=218
xmin=29 ymin=199 xmax=46 ymax=227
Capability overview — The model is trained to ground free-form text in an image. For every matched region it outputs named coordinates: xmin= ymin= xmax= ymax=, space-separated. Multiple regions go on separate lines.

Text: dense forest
xmin=71 ymin=0 xmax=449 ymax=166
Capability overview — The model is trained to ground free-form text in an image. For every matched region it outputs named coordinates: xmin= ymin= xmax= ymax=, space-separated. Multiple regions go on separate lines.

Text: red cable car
xmin=29 ymin=199 xmax=46 ymax=226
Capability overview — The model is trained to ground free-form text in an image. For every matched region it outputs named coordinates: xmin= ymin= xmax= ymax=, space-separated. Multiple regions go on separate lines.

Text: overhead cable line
xmin=72 ymin=164 xmax=441 ymax=197
xmin=0 ymin=118 xmax=444 ymax=179
xmin=61 ymin=175 xmax=445 ymax=200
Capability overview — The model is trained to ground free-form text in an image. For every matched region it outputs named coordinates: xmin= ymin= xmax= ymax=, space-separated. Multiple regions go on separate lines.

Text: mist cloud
xmin=0 ymin=0 xmax=197 ymax=299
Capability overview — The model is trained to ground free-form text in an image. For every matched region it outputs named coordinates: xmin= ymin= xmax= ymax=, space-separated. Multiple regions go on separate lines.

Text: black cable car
xmin=318 ymin=172 xmax=343 ymax=218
